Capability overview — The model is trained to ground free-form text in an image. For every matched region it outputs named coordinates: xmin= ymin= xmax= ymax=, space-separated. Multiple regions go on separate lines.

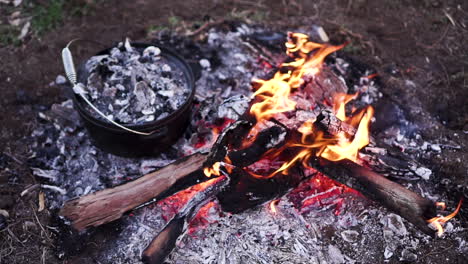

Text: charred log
xmin=310 ymin=158 xmax=437 ymax=236
xmin=60 ymin=125 xmax=286 ymax=231
xmin=142 ymin=176 xmax=229 ymax=264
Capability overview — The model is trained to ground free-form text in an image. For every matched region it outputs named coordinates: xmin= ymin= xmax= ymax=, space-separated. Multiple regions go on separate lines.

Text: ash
xmin=28 ymin=23 xmax=467 ymax=263
xmin=82 ymin=39 xmax=190 ymax=124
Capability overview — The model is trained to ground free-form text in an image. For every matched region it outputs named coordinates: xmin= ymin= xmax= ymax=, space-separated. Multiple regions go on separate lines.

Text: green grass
xmin=0 ymin=25 xmax=21 ymax=46
xmin=31 ymin=0 xmax=65 ymax=35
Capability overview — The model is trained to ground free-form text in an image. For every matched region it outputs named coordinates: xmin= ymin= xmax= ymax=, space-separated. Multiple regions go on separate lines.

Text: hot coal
xmin=82 ymin=39 xmax=190 ymax=124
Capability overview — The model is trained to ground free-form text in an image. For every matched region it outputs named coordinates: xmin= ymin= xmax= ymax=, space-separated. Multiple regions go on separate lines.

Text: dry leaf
xmin=38 ymin=191 xmax=45 ymax=212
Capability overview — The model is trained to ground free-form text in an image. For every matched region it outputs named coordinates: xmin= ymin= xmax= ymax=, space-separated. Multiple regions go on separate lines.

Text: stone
xmin=199 ymin=59 xmax=211 ymax=69
xmin=341 ymin=230 xmax=359 ymax=243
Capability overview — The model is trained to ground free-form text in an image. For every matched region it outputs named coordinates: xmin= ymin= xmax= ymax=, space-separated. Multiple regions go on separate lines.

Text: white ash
xmin=217 ymin=95 xmax=250 ymax=120
xmin=81 ymin=40 xmax=190 ymax=124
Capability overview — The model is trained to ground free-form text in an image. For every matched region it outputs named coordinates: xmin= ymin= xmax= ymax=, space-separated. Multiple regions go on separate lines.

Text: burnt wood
xmin=142 ymin=176 xmax=229 ymax=264
xmin=60 ymin=124 xmax=287 ymax=231
xmin=310 ymin=158 xmax=437 ymax=235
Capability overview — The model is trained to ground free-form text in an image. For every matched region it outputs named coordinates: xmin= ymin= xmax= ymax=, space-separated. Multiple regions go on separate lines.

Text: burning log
xmin=142 ymin=176 xmax=229 ymax=264
xmin=60 ymin=124 xmax=287 ymax=230
xmin=60 ymin=153 xmax=208 ymax=231
xmin=309 ymin=158 xmax=437 ymax=235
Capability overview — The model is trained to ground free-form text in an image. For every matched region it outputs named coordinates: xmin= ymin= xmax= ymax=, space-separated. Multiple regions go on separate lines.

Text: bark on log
xmin=142 ymin=176 xmax=229 ymax=264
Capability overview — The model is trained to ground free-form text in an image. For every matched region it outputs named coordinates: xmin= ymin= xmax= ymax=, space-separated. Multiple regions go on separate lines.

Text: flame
xmin=318 ymin=106 xmax=374 ymax=162
xmin=428 ymin=199 xmax=463 ymax=237
xmin=207 ymin=32 xmax=374 ymax=180
xmin=203 ymin=162 xmax=221 ymax=177
xmin=269 ymin=199 xmax=280 ymax=214
xmin=333 ymin=93 xmax=358 ymax=121
xmin=250 ymin=32 xmax=344 ymax=121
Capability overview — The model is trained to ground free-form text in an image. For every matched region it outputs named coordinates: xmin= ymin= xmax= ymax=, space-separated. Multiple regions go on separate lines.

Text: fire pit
xmin=28 ymin=22 xmax=466 ymax=264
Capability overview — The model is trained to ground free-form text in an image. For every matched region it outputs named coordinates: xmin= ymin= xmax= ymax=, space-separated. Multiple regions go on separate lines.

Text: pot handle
xmin=62 ymin=39 xmax=159 ymax=136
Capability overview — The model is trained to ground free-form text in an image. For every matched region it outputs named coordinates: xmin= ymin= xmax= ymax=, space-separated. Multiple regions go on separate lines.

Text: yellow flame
xmin=243 ymin=32 xmax=374 ymax=179
xmin=428 ymin=199 xmax=463 ymax=237
xmin=250 ymin=32 xmax=344 ymax=121
xmin=269 ymin=199 xmax=280 ymax=214
xmin=203 ymin=162 xmax=221 ymax=177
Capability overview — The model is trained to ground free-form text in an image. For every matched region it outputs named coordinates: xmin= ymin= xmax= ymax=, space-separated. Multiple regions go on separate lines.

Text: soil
xmin=0 ymin=0 xmax=467 ymax=263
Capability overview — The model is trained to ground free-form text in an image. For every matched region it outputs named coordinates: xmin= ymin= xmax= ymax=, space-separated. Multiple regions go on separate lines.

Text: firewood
xmin=310 ymin=158 xmax=437 ymax=236
xmin=60 ymin=153 xmax=208 ymax=231
xmin=60 ymin=124 xmax=286 ymax=231
xmin=142 ymin=176 xmax=229 ymax=264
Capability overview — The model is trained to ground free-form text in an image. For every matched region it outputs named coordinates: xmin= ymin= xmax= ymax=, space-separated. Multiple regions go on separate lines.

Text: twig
xmin=186 ymin=19 xmax=226 ymax=37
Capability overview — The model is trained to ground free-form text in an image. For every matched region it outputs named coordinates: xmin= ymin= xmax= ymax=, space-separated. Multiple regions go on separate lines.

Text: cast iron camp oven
xmin=73 ymin=43 xmax=195 ymax=157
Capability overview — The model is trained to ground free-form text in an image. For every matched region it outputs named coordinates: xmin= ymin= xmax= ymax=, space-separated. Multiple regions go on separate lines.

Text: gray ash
xmin=82 ymin=39 xmax=190 ymax=124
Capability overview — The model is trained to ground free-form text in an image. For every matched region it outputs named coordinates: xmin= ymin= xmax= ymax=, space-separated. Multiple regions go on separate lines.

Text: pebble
xmin=400 ymin=248 xmax=417 ymax=262
xmin=386 ymin=214 xmax=407 ymax=236
xmin=328 ymin=245 xmax=345 ymax=263
xmin=55 ymin=75 xmax=67 ymax=85
xmin=199 ymin=59 xmax=211 ymax=69
xmin=430 ymin=144 xmax=441 ymax=152
xmin=415 ymin=167 xmax=432 ymax=180
xmin=341 ymin=230 xmax=360 ymax=243
xmin=162 ymin=64 xmax=171 ymax=72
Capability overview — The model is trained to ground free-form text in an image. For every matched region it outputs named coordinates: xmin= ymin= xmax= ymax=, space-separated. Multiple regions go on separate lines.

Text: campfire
xmin=54 ymin=30 xmax=462 ymax=263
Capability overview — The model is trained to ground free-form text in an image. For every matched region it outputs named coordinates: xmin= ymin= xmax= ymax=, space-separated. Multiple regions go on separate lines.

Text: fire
xmin=428 ymin=199 xmax=463 ymax=237
xmin=206 ymin=32 xmax=374 ymax=178
xmin=249 ymin=32 xmax=373 ymax=168
xmin=269 ymin=199 xmax=280 ymax=214
xmin=203 ymin=162 xmax=221 ymax=177
xmin=250 ymin=33 xmax=344 ymax=121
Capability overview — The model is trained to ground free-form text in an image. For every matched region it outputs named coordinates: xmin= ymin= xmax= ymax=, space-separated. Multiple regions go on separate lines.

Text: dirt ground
xmin=1 ymin=0 xmax=467 ymax=263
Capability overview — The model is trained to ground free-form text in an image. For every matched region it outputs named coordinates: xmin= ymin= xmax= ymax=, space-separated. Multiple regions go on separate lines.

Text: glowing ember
xmin=428 ymin=199 xmax=463 ymax=237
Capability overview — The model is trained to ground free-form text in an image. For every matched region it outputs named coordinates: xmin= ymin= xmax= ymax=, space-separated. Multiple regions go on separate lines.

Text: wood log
xmin=142 ymin=176 xmax=229 ymax=264
xmin=60 ymin=153 xmax=208 ymax=231
xmin=310 ymin=158 xmax=437 ymax=235
xmin=60 ymin=125 xmax=286 ymax=231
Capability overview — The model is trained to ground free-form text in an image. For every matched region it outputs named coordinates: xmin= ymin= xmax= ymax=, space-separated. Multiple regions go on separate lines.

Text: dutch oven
xmin=73 ymin=42 xmax=195 ymax=157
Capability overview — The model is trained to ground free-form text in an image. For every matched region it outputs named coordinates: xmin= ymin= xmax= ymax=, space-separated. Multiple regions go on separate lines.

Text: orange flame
xmin=428 ymin=199 xmax=463 ymax=237
xmin=242 ymin=32 xmax=373 ymax=178
xmin=203 ymin=162 xmax=221 ymax=177
xmin=250 ymin=33 xmax=344 ymax=121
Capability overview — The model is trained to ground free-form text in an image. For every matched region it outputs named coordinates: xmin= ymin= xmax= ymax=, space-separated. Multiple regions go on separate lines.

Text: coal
xmin=82 ymin=39 xmax=190 ymax=124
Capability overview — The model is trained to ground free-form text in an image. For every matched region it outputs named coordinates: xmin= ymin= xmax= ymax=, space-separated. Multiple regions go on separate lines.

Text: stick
xmin=142 ymin=176 xmax=229 ymax=264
